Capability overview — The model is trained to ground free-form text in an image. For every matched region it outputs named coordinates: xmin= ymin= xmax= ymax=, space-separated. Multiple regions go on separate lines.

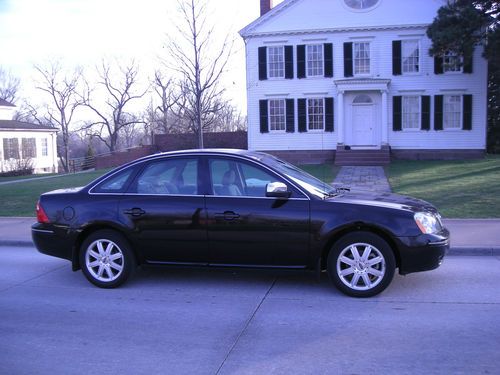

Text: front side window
xmin=444 ymin=95 xmax=462 ymax=129
xmin=269 ymin=99 xmax=286 ymax=131
xmin=443 ymin=51 xmax=462 ymax=73
xmin=134 ymin=158 xmax=198 ymax=195
xmin=402 ymin=40 xmax=419 ymax=73
xmin=306 ymin=44 xmax=324 ymax=77
xmin=3 ymin=138 xmax=19 ymax=160
xmin=268 ymin=46 xmax=284 ymax=78
xmin=402 ymin=96 xmax=420 ymax=130
xmin=307 ymin=98 xmax=324 ymax=130
xmin=354 ymin=42 xmax=370 ymax=75
xmin=22 ymin=138 xmax=36 ymax=159
xmin=209 ymin=158 xmax=278 ymax=197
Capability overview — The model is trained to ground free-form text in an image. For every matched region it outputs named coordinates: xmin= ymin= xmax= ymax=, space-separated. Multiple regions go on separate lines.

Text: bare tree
xmin=34 ymin=62 xmax=82 ymax=172
xmin=166 ymin=0 xmax=233 ymax=148
xmin=81 ymin=60 xmax=147 ymax=152
xmin=0 ymin=67 xmax=20 ymax=103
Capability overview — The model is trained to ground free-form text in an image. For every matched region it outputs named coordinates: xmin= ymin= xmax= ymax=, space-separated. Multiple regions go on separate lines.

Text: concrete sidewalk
xmin=0 ymin=217 xmax=498 ymax=256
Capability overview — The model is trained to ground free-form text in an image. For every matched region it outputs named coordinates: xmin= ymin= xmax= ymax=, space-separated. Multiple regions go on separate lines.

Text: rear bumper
xmin=32 ymin=223 xmax=74 ymax=262
xmin=396 ymin=228 xmax=449 ymax=275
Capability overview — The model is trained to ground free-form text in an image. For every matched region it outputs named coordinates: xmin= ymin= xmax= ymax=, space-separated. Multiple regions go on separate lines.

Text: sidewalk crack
xmin=215 ymin=277 xmax=277 ymax=375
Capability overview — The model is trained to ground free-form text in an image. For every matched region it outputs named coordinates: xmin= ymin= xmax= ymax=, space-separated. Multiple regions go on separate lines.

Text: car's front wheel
xmin=80 ymin=230 xmax=135 ymax=288
xmin=327 ymin=231 xmax=396 ymax=297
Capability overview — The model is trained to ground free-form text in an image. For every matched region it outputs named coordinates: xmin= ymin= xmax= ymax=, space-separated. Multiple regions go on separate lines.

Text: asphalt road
xmin=1 ymin=246 xmax=499 ymax=375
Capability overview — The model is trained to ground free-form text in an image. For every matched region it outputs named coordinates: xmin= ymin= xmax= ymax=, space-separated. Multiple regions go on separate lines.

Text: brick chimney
xmin=260 ymin=0 xmax=273 ymax=16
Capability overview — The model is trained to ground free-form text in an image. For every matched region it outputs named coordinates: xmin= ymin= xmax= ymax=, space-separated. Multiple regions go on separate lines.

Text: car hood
xmin=330 ymin=190 xmax=439 ymax=214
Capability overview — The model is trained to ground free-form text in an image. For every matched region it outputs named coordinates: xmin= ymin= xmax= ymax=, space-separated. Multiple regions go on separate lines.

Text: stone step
xmin=335 ymin=148 xmax=390 ymax=166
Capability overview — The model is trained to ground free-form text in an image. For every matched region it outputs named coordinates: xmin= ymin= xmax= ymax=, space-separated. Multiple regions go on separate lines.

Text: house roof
xmin=0 ymin=98 xmax=16 ymax=107
xmin=0 ymin=120 xmax=57 ymax=132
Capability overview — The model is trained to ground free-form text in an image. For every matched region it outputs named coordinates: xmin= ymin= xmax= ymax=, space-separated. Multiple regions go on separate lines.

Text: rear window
xmin=92 ymin=168 xmax=135 ymax=193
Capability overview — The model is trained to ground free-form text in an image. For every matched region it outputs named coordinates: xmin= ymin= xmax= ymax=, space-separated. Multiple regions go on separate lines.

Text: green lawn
xmin=0 ymin=173 xmax=56 ymax=183
xmin=298 ymin=164 xmax=339 ymax=183
xmin=0 ymin=170 xmax=110 ymax=217
xmin=387 ymin=155 xmax=500 ymax=218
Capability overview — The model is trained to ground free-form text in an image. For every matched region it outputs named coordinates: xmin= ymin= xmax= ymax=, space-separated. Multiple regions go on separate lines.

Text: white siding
xmin=242 ymin=0 xmax=487 ymax=152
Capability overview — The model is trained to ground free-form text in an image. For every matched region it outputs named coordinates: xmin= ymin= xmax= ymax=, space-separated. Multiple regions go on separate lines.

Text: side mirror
xmin=266 ymin=182 xmax=291 ymax=198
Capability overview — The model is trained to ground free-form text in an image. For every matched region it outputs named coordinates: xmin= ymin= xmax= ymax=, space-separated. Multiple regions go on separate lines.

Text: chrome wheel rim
xmin=85 ymin=239 xmax=124 ymax=282
xmin=336 ymin=242 xmax=386 ymax=291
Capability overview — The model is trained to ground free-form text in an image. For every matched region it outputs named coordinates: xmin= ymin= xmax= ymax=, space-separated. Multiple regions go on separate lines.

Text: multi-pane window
xmin=444 ymin=95 xmax=462 ymax=129
xmin=268 ymin=46 xmax=285 ymax=78
xmin=22 ymin=138 xmax=36 ymax=159
xmin=402 ymin=96 xmax=420 ymax=130
xmin=443 ymin=51 xmax=461 ymax=72
xmin=269 ymin=99 xmax=286 ymax=131
xmin=402 ymin=40 xmax=419 ymax=73
xmin=307 ymin=98 xmax=324 ymax=130
xmin=354 ymin=42 xmax=370 ymax=75
xmin=3 ymin=138 xmax=19 ymax=159
xmin=306 ymin=44 xmax=324 ymax=77
xmin=41 ymin=138 xmax=48 ymax=156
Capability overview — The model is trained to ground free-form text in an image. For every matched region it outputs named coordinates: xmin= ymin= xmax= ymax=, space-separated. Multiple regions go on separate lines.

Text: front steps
xmin=334 ymin=146 xmax=390 ymax=166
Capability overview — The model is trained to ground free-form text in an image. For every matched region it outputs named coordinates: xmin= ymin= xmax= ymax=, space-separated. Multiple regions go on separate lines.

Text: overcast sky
xmin=0 ymin=0 xmax=284 ymax=114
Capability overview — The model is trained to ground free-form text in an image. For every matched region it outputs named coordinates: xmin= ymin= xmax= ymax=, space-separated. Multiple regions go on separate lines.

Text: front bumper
xmin=32 ymin=223 xmax=74 ymax=262
xmin=396 ymin=228 xmax=449 ymax=275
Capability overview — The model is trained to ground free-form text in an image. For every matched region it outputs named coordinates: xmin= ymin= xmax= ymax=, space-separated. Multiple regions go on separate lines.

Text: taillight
xmin=36 ymin=201 xmax=50 ymax=223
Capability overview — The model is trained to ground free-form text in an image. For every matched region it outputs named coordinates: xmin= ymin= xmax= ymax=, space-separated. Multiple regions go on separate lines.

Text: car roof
xmin=134 ymin=148 xmax=269 ymax=163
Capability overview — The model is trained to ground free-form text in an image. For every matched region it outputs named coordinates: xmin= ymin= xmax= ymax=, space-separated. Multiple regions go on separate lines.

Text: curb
xmin=1 ymin=240 xmax=499 ymax=257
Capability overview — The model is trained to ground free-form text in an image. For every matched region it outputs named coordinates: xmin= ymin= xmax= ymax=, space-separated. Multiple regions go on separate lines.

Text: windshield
xmin=264 ymin=156 xmax=338 ymax=198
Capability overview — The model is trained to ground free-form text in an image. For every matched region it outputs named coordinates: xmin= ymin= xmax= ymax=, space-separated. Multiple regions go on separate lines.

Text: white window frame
xmin=353 ymin=42 xmax=371 ymax=76
xmin=443 ymin=51 xmax=462 ymax=73
xmin=268 ymin=99 xmax=286 ymax=132
xmin=402 ymin=40 xmax=420 ymax=74
xmin=41 ymin=138 xmax=48 ymax=157
xmin=443 ymin=95 xmax=462 ymax=130
xmin=267 ymin=46 xmax=285 ymax=79
xmin=307 ymin=98 xmax=325 ymax=131
xmin=402 ymin=96 xmax=421 ymax=131
xmin=306 ymin=44 xmax=324 ymax=77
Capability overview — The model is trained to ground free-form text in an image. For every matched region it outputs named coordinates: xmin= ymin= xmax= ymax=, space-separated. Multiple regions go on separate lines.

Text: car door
xmin=205 ymin=156 xmax=310 ymax=267
xmin=118 ymin=156 xmax=208 ymax=264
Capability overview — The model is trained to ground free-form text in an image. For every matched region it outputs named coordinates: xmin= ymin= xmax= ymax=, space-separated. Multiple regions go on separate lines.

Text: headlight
xmin=414 ymin=212 xmax=440 ymax=234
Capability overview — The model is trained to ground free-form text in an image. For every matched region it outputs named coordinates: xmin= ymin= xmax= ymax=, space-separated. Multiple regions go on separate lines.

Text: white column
xmin=381 ymin=90 xmax=388 ymax=145
xmin=337 ymin=91 xmax=344 ymax=145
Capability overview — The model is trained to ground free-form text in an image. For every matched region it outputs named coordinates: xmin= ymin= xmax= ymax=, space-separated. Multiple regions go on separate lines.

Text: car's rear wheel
xmin=327 ymin=231 xmax=395 ymax=297
xmin=80 ymin=230 xmax=135 ymax=288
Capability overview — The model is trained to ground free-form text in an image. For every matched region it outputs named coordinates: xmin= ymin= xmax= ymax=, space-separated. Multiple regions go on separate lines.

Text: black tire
xmin=79 ymin=230 xmax=135 ymax=288
xmin=327 ymin=231 xmax=396 ymax=297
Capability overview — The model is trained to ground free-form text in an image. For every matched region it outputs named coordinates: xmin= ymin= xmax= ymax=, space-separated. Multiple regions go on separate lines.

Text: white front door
xmin=352 ymin=104 xmax=374 ymax=146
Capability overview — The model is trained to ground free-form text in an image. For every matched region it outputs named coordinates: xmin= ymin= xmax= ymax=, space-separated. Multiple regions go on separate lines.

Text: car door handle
xmin=214 ymin=211 xmax=240 ymax=221
xmin=123 ymin=208 xmax=146 ymax=217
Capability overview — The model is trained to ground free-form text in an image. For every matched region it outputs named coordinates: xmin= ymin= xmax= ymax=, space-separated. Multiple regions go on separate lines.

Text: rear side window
xmin=131 ymin=158 xmax=199 ymax=195
xmin=92 ymin=168 xmax=135 ymax=193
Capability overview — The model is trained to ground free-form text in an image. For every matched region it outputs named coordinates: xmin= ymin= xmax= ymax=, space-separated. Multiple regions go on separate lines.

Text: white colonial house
xmin=240 ymin=0 xmax=488 ymax=164
xmin=0 ymin=99 xmax=58 ymax=173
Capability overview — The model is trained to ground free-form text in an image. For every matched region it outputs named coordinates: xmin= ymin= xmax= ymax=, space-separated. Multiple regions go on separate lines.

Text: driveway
xmin=1 ymin=246 xmax=499 ymax=374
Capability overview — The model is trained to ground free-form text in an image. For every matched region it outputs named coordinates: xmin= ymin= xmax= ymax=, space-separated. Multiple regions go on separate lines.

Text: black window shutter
xmin=258 ymin=47 xmax=267 ymax=80
xmin=463 ymin=94 xmax=472 ymax=130
xmin=434 ymin=95 xmax=443 ymax=130
xmin=463 ymin=52 xmax=473 ymax=74
xmin=259 ymin=100 xmax=269 ymax=133
xmin=324 ymin=43 xmax=333 ymax=78
xmin=434 ymin=56 xmax=443 ymax=75
xmin=325 ymin=97 xmax=334 ymax=132
xmin=285 ymin=46 xmax=294 ymax=79
xmin=421 ymin=95 xmax=431 ymax=130
xmin=392 ymin=41 xmax=402 ymax=76
xmin=298 ymin=99 xmax=307 ymax=132
xmin=286 ymin=99 xmax=295 ymax=133
xmin=393 ymin=96 xmax=402 ymax=131
xmin=297 ymin=45 xmax=306 ymax=79
xmin=343 ymin=42 xmax=353 ymax=77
